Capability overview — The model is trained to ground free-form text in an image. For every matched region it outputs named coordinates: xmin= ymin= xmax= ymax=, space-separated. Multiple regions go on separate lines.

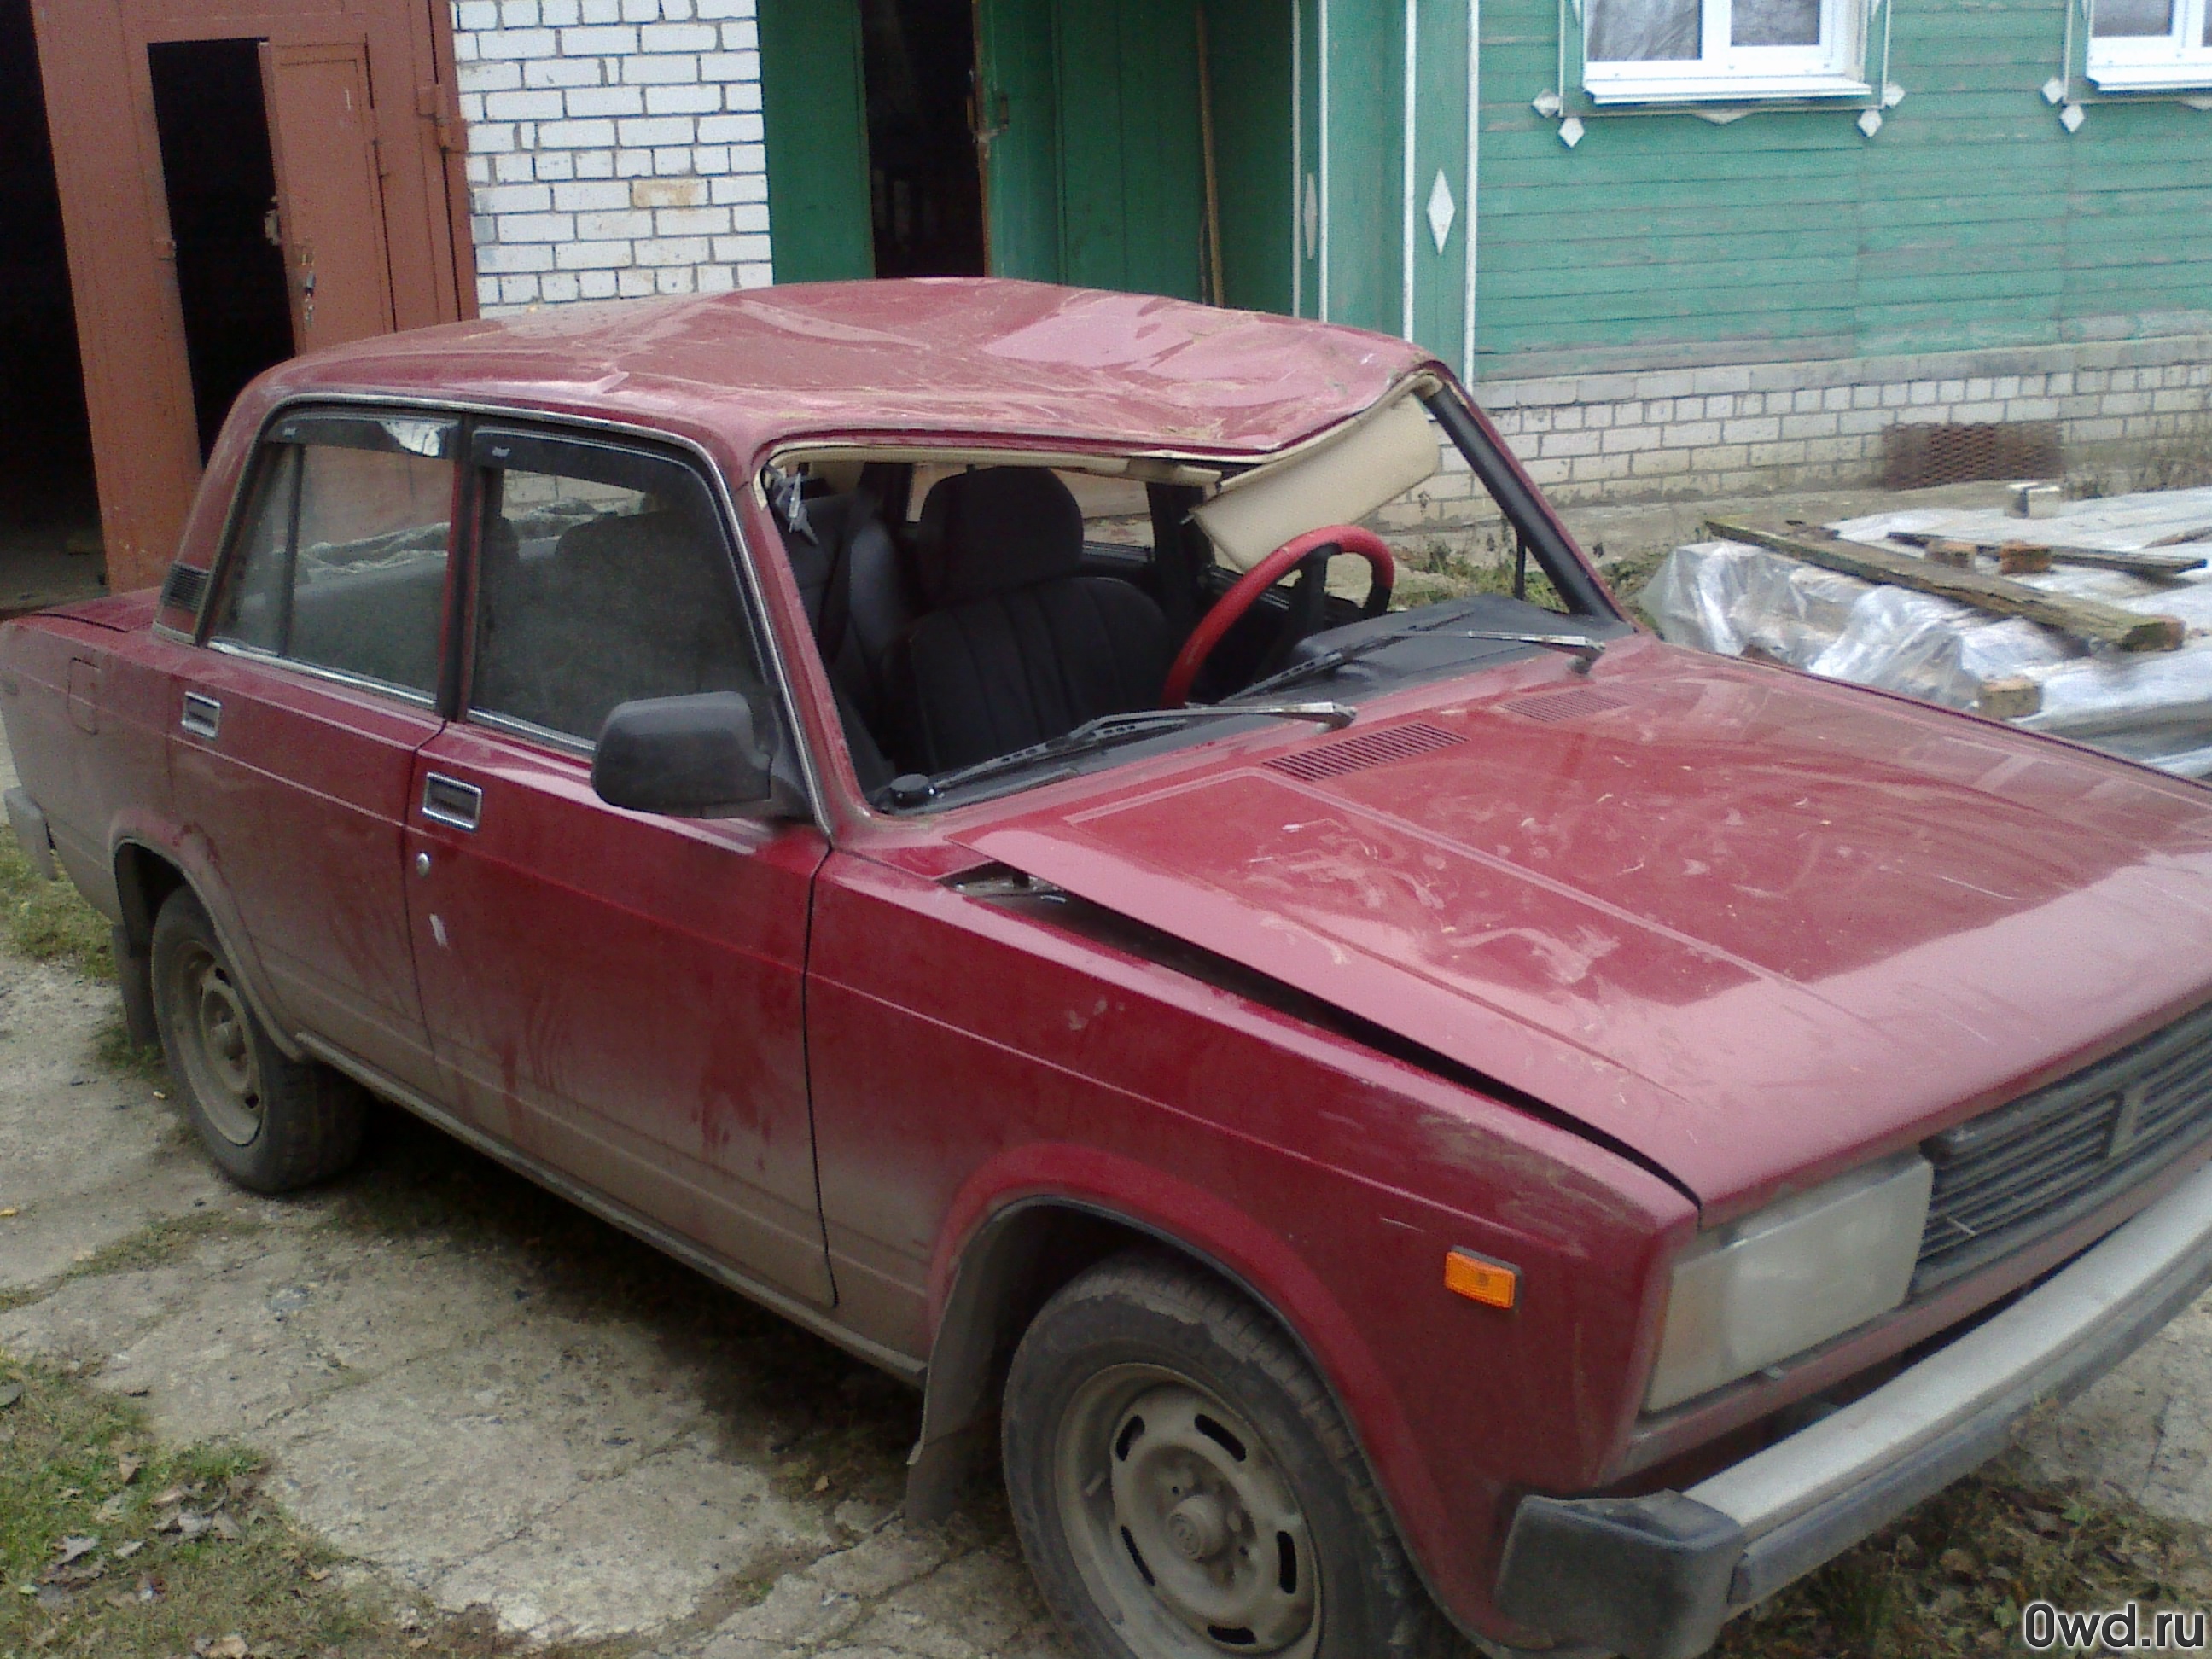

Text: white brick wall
xmin=451 ymin=0 xmax=772 ymax=312
xmin=1477 ymin=336 xmax=2212 ymax=504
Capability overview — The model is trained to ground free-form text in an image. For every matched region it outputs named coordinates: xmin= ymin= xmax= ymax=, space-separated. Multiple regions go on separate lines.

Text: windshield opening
xmin=762 ymin=389 xmax=1619 ymax=811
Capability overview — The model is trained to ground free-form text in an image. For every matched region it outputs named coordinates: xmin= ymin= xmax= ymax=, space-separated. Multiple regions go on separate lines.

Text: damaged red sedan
xmin=9 ymin=281 xmax=2212 ymax=1659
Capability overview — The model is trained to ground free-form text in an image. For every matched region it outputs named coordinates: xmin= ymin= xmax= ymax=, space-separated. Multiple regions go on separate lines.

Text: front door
xmin=405 ymin=426 xmax=833 ymax=1303
xmin=174 ymin=408 xmax=458 ymax=1098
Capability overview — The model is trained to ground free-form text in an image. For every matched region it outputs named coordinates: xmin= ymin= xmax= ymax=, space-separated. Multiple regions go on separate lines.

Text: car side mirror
xmin=591 ymin=690 xmax=794 ymax=818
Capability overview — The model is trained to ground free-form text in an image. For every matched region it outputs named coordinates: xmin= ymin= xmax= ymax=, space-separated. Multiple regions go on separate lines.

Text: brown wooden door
xmin=259 ymin=40 xmax=398 ymax=354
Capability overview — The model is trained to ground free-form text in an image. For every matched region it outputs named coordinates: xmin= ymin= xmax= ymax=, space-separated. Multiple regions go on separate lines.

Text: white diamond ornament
xmin=1857 ymin=108 xmax=1883 ymax=136
xmin=2060 ymin=102 xmax=2086 ymax=131
xmin=1303 ymin=173 xmax=1320 ymax=259
xmin=1558 ymin=116 xmax=1585 ymax=148
xmin=1426 ymin=170 xmax=1457 ymax=253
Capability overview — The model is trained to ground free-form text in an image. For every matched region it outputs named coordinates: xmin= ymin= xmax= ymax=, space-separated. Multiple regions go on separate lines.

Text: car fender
xmin=111 ymin=816 xmax=305 ymax=1062
xmin=911 ymin=1140 xmax=1458 ymax=1613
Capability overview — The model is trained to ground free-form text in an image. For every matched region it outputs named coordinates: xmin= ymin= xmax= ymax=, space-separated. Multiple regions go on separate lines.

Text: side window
xmin=469 ymin=433 xmax=765 ymax=747
xmin=209 ymin=414 xmax=459 ymax=698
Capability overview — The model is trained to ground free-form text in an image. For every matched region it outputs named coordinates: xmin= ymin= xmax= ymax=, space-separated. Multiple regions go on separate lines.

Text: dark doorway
xmin=0 ymin=0 xmax=102 ymax=610
xmin=862 ymin=0 xmax=987 ymax=276
xmin=147 ymin=38 xmax=296 ymax=461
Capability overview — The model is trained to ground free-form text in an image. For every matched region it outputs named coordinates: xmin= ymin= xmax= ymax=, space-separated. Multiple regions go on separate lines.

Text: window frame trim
xmin=2085 ymin=0 xmax=2212 ymax=90
xmin=1564 ymin=0 xmax=1887 ymax=111
xmin=196 ymin=405 xmax=464 ymax=709
xmin=457 ymin=420 xmax=782 ymax=758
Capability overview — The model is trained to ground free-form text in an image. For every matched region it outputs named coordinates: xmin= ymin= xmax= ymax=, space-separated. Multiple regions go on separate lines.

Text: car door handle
xmin=179 ymin=692 xmax=221 ymax=739
xmin=421 ymin=772 xmax=483 ymax=832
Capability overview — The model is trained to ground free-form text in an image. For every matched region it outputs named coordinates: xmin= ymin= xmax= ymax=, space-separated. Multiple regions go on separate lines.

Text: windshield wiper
xmin=1238 ymin=620 xmax=1607 ymax=698
xmin=887 ymin=701 xmax=1358 ymax=806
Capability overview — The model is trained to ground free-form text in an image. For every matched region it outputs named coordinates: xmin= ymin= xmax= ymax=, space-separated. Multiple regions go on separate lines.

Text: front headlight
xmin=1644 ymin=1154 xmax=1934 ymax=1412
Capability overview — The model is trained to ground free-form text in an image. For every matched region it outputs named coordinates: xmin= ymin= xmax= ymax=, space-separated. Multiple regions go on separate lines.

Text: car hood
xmin=953 ymin=636 xmax=2212 ymax=1211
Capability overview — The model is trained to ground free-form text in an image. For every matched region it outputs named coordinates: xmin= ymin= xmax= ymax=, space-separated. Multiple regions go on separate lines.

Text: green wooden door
xmin=758 ymin=0 xmax=875 ymax=282
xmin=1055 ymin=0 xmax=1206 ymax=299
xmin=979 ymin=0 xmax=1213 ymax=302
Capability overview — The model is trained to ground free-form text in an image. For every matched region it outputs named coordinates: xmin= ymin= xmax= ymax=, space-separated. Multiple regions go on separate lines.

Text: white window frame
xmin=1582 ymin=0 xmax=1873 ymax=104
xmin=2087 ymin=0 xmax=2212 ymax=90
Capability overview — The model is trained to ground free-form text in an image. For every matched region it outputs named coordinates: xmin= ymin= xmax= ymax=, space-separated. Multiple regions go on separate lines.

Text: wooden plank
xmin=1707 ymin=519 xmax=2186 ymax=654
xmin=1887 ymin=530 xmax=2209 ymax=579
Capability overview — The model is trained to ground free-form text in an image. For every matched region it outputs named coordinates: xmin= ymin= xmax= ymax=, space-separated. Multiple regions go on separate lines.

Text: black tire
xmin=1004 ymin=1252 xmax=1452 ymax=1659
xmin=149 ymin=888 xmax=366 ymax=1193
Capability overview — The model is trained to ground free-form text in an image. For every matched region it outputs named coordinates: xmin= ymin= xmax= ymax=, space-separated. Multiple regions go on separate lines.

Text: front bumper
xmin=1495 ymin=1156 xmax=2212 ymax=1659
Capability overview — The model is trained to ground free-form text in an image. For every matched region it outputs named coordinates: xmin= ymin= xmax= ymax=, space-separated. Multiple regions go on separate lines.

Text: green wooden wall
xmin=1289 ymin=1 xmax=1473 ymax=369
xmin=1476 ymin=0 xmax=2212 ymax=378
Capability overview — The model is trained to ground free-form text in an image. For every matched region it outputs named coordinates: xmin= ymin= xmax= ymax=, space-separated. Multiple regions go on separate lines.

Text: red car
xmin=9 ymin=281 xmax=2212 ymax=1659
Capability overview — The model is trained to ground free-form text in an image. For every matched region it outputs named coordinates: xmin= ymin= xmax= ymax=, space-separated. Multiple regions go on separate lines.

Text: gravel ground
xmin=3 ymin=728 xmax=2212 ymax=1656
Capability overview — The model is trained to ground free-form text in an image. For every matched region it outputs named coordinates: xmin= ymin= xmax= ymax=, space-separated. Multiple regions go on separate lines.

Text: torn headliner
xmin=259 ymin=280 xmax=1435 ymax=463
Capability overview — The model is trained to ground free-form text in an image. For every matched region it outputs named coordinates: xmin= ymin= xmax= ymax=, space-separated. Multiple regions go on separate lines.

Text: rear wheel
xmin=150 ymin=888 xmax=366 ymax=1192
xmin=1004 ymin=1254 xmax=1449 ymax=1659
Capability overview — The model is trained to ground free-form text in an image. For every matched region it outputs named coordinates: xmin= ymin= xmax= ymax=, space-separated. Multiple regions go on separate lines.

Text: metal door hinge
xmin=419 ymin=81 xmax=467 ymax=153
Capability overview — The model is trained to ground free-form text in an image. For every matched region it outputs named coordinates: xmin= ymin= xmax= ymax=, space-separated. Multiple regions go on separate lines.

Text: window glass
xmin=1588 ymin=0 xmax=1700 ymax=61
xmin=471 ymin=441 xmax=765 ymax=745
xmin=2096 ymin=0 xmax=2174 ymax=33
xmin=210 ymin=417 xmax=457 ymax=696
xmin=1735 ymin=0 xmax=1822 ymax=44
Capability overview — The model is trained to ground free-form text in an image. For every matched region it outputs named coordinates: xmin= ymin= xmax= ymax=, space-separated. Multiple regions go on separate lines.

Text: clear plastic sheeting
xmin=1640 ymin=487 xmax=2212 ymax=779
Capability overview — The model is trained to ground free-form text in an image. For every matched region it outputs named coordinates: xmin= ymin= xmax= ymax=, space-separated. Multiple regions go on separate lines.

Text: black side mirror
xmin=591 ymin=690 xmax=790 ymax=818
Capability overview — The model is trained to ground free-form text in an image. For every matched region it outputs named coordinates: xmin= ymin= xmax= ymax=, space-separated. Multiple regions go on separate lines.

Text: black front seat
xmin=886 ymin=469 xmax=1173 ymax=774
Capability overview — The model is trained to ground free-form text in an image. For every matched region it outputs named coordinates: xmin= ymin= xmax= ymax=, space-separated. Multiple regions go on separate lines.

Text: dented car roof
xmin=263 ymin=279 xmax=1433 ymax=459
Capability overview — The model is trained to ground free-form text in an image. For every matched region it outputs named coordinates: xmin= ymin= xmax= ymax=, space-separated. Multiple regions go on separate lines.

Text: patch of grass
xmin=1715 ymin=1467 xmax=2208 ymax=1658
xmin=70 ymin=1210 xmax=261 ymax=1282
xmin=0 ymin=1212 xmax=263 ymax=1318
xmin=0 ymin=1351 xmax=625 ymax=1659
xmin=91 ymin=1016 xmax=170 ymax=1088
xmin=0 ymin=838 xmax=112 ymax=982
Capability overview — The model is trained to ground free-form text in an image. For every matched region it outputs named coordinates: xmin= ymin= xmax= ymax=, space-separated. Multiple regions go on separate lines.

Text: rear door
xmin=405 ymin=427 xmax=834 ymax=1303
xmin=174 ymin=409 xmax=458 ymax=1098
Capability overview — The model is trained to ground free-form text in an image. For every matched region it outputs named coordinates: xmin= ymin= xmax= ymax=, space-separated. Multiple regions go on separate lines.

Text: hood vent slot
xmin=1266 ymin=720 xmax=1464 ymax=782
xmin=1504 ymin=687 xmax=1630 ymax=725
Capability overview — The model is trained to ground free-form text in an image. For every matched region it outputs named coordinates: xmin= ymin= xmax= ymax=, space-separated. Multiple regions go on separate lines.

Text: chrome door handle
xmin=180 ymin=692 xmax=221 ymax=739
xmin=421 ymin=772 xmax=483 ymax=831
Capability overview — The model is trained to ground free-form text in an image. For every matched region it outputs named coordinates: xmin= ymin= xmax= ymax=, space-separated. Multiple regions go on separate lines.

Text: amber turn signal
xmin=1444 ymin=1249 xmax=1518 ymax=1310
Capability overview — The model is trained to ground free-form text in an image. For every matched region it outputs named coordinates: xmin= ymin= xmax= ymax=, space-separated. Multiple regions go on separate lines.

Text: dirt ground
xmin=4 ymin=709 xmax=2212 ymax=1657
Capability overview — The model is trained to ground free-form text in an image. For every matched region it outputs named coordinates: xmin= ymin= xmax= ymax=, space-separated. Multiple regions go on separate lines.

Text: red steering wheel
xmin=1161 ymin=525 xmax=1395 ymax=707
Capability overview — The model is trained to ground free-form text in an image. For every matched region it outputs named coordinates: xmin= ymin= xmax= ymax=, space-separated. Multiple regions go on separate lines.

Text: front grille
xmin=1915 ymin=1000 xmax=2212 ymax=1293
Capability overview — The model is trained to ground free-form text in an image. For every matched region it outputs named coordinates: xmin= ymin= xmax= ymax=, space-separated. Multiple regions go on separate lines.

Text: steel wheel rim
xmin=174 ymin=941 xmax=263 ymax=1146
xmin=1054 ymin=1364 xmax=1320 ymax=1657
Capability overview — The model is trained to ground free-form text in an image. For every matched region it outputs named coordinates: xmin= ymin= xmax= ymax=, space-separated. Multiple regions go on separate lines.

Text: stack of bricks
xmin=451 ymin=0 xmax=771 ymax=313
xmin=1476 ymin=335 xmax=2212 ymax=504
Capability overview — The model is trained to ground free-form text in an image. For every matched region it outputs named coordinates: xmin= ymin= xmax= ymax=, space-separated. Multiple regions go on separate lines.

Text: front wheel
xmin=150 ymin=888 xmax=366 ymax=1193
xmin=1003 ymin=1254 xmax=1449 ymax=1659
